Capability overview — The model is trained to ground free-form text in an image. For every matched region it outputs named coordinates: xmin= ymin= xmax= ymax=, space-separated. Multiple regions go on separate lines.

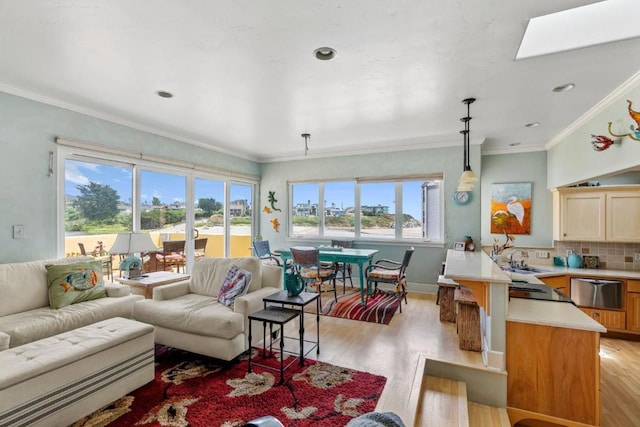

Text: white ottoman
xmin=0 ymin=317 xmax=154 ymax=427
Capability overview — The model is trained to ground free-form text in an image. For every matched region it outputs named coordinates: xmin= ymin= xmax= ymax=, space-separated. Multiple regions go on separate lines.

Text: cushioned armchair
xmin=133 ymin=257 xmax=281 ymax=361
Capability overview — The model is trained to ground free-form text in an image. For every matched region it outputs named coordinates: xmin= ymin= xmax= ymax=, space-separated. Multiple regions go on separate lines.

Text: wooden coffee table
xmin=115 ymin=271 xmax=190 ymax=299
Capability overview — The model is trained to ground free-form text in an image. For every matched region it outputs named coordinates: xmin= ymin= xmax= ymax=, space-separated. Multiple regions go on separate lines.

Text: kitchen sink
xmin=502 ymin=266 xmax=552 ymax=275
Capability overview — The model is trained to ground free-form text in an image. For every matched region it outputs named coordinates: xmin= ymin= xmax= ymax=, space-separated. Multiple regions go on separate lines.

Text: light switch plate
xmin=13 ymin=225 xmax=25 ymax=239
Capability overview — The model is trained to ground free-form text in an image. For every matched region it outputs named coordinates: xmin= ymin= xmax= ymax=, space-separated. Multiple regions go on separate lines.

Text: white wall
xmin=548 ymin=83 xmax=640 ymax=188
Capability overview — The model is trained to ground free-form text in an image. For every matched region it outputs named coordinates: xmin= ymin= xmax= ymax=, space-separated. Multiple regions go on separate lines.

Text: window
xmin=291 ymin=182 xmax=320 ymax=237
xmin=59 ymin=141 xmax=258 ymax=265
xmin=289 ymin=175 xmax=443 ymax=242
xmin=324 ymin=181 xmax=355 ymax=237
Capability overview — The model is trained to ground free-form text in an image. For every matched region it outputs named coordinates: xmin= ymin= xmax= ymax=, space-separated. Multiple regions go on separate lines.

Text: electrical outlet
xmin=635 ymin=253 xmax=640 ymax=261
xmin=12 ymin=225 xmax=25 ymax=239
xmin=537 ymin=251 xmax=549 ymax=258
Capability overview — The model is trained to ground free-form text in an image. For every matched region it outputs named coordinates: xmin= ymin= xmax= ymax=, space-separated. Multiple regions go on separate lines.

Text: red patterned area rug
xmin=308 ymin=289 xmax=401 ymax=325
xmin=72 ymin=345 xmax=387 ymax=427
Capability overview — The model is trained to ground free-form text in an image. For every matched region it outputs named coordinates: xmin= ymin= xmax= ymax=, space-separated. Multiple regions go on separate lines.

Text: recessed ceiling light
xmin=510 ymin=142 xmax=521 ymax=147
xmin=552 ymin=83 xmax=575 ymax=93
xmin=313 ymin=47 xmax=337 ymax=61
xmin=156 ymin=90 xmax=174 ymax=98
xmin=525 ymin=122 xmax=540 ymax=128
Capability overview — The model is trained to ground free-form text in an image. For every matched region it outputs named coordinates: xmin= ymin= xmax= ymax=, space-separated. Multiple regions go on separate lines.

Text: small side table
xmin=262 ymin=291 xmax=320 ymax=362
xmin=115 ymin=271 xmax=190 ymax=299
xmin=248 ymin=306 xmax=301 ymax=384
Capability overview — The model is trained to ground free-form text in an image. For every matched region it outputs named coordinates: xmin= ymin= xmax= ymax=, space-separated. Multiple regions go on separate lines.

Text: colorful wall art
xmin=490 ymin=182 xmax=531 ymax=235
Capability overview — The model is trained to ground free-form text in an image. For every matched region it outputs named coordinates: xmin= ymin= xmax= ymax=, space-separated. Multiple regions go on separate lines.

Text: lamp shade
xmin=109 ymin=233 xmax=158 ymax=254
xmin=459 ymin=169 xmax=478 ymax=183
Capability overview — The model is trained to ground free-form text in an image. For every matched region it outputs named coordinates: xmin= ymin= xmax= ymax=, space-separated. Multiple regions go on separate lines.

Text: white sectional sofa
xmin=0 ymin=317 xmax=155 ymax=427
xmin=0 ymin=256 xmax=143 ymax=350
xmin=133 ymin=257 xmax=282 ymax=361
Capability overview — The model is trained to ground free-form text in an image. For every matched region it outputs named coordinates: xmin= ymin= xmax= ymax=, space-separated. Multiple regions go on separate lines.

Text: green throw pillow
xmin=47 ymin=260 xmax=107 ymax=309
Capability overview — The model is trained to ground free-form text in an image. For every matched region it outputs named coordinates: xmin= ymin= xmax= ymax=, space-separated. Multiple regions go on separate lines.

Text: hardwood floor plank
xmin=284 ymin=290 xmax=640 ymax=426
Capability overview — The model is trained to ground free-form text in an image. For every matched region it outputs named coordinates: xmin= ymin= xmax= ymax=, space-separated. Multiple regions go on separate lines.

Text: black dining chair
xmin=331 ymin=239 xmax=354 ymax=293
xmin=365 ymin=247 xmax=415 ymax=312
xmin=253 ymin=240 xmax=286 ymax=267
xmin=290 ymin=246 xmax=337 ymax=305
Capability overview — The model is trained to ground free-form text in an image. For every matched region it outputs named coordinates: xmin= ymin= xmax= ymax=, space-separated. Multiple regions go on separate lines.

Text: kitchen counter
xmin=444 ymin=249 xmax=510 ymax=283
xmin=505 ymin=271 xmax=607 ymax=332
xmin=516 ymin=264 xmax=640 ymax=280
xmin=507 ymin=298 xmax=606 ymax=332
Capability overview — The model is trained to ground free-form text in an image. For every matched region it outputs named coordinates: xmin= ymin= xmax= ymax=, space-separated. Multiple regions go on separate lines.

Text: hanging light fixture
xmin=457 ymin=98 xmax=477 ymax=191
xmin=301 ymin=133 xmax=310 ymax=156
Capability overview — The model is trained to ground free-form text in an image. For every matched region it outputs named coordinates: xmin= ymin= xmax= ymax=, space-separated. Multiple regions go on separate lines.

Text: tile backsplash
xmin=485 ymin=241 xmax=640 ymax=271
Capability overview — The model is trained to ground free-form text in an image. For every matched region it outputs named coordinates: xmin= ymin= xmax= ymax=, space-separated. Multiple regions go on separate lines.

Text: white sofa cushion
xmin=0 ymin=294 xmax=143 ymax=348
xmin=0 ymin=317 xmax=154 ymax=390
xmin=0 ymin=256 xmax=94 ymax=317
xmin=133 ymin=294 xmax=244 ymax=340
xmin=189 ymin=257 xmax=263 ymax=296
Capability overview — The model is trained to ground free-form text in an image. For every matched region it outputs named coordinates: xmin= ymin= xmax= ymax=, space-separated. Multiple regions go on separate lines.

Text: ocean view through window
xmin=289 ymin=176 xmax=443 ymax=242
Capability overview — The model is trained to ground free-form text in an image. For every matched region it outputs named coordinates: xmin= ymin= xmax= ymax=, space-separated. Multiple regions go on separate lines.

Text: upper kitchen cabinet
xmin=553 ymin=186 xmax=640 ymax=242
xmin=606 ymin=190 xmax=640 ymax=242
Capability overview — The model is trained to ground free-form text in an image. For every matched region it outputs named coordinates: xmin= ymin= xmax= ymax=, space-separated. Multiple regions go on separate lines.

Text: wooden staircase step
xmin=417 ymin=375 xmax=469 ymax=426
xmin=468 ymin=402 xmax=511 ymax=427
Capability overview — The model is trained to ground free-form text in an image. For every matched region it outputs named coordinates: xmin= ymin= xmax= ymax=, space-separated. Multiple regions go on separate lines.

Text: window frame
xmin=288 ymin=175 xmax=444 ymax=245
xmin=57 ymin=145 xmax=258 ymax=260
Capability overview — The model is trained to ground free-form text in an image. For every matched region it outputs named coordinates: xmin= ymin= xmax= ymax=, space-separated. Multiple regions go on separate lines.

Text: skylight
xmin=516 ymin=0 xmax=640 ymax=60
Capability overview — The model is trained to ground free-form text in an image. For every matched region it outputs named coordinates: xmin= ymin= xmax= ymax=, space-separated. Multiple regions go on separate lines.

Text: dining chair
xmin=330 ymin=239 xmax=354 ymax=293
xmin=156 ymin=240 xmax=186 ymax=272
xmin=253 ymin=240 xmax=286 ymax=267
xmin=78 ymin=242 xmax=113 ymax=281
xmin=194 ymin=237 xmax=208 ymax=259
xmin=290 ymin=246 xmax=337 ymax=305
xmin=365 ymin=247 xmax=415 ymax=312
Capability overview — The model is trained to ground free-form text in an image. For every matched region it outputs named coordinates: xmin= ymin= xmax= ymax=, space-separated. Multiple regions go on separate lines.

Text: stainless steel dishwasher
xmin=570 ymin=278 xmax=623 ymax=309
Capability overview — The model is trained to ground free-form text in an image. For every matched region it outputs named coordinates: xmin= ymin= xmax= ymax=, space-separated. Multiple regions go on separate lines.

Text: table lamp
xmin=110 ymin=233 xmax=158 ymax=279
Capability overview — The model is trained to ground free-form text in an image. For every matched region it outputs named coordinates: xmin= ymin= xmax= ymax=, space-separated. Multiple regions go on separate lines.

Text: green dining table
xmin=277 ymin=247 xmax=379 ymax=306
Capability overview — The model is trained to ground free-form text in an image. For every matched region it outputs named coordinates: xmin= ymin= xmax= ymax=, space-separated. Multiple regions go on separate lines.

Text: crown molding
xmin=0 ymin=84 xmax=259 ymax=162
xmin=545 ymin=69 xmax=640 ymax=150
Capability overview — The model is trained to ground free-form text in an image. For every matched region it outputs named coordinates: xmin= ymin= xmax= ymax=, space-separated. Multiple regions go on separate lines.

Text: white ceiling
xmin=1 ymin=1 xmax=640 ymax=162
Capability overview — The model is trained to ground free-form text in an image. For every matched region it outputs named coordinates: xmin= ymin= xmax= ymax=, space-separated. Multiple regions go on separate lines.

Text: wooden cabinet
xmin=539 ymin=275 xmax=569 ymax=296
xmin=580 ymin=307 xmax=626 ymax=330
xmin=554 ymin=189 xmax=606 ymax=241
xmin=627 ymin=279 xmax=640 ymax=332
xmin=553 ymin=186 xmax=640 ymax=242
xmin=607 ymin=191 xmax=640 ymax=242
xmin=507 ymin=321 xmax=601 ymax=426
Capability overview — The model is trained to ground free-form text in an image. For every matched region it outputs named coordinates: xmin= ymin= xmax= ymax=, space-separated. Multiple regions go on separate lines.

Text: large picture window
xmin=60 ymin=144 xmax=257 ymax=272
xmin=289 ymin=175 xmax=442 ymax=242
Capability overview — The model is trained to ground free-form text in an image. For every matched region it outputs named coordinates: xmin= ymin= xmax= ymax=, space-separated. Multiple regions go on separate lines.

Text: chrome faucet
xmin=509 ymin=251 xmax=518 ymax=268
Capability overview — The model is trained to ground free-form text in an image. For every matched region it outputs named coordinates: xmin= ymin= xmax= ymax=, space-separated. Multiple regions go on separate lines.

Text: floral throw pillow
xmin=47 ymin=260 xmax=107 ymax=309
xmin=217 ymin=265 xmax=252 ymax=308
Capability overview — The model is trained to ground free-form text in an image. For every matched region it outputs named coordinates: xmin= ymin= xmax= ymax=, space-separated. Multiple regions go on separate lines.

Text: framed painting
xmin=490 ymin=183 xmax=531 ymax=235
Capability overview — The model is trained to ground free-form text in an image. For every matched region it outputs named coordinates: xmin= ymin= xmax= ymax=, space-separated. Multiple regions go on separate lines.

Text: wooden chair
xmin=78 ymin=242 xmax=113 ymax=281
xmin=290 ymin=246 xmax=337 ymax=305
xmin=194 ymin=237 xmax=208 ymax=259
xmin=155 ymin=240 xmax=185 ymax=272
xmin=365 ymin=247 xmax=414 ymax=312
xmin=330 ymin=239 xmax=354 ymax=293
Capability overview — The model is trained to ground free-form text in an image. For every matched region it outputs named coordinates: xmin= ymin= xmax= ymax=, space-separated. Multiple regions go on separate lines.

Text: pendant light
xmin=301 ymin=133 xmax=310 ymax=156
xmin=457 ymin=98 xmax=477 ymax=191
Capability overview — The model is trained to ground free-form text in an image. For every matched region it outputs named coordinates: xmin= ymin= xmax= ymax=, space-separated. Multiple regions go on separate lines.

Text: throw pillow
xmin=47 ymin=260 xmax=107 ymax=309
xmin=217 ymin=265 xmax=252 ymax=308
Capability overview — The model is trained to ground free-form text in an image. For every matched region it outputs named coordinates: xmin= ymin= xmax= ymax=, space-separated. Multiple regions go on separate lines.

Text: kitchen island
xmin=445 ymin=250 xmax=606 ymax=426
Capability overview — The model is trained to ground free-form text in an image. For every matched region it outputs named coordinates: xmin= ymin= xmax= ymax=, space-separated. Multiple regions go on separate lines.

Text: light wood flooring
xmin=289 ymin=290 xmax=640 ymax=426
